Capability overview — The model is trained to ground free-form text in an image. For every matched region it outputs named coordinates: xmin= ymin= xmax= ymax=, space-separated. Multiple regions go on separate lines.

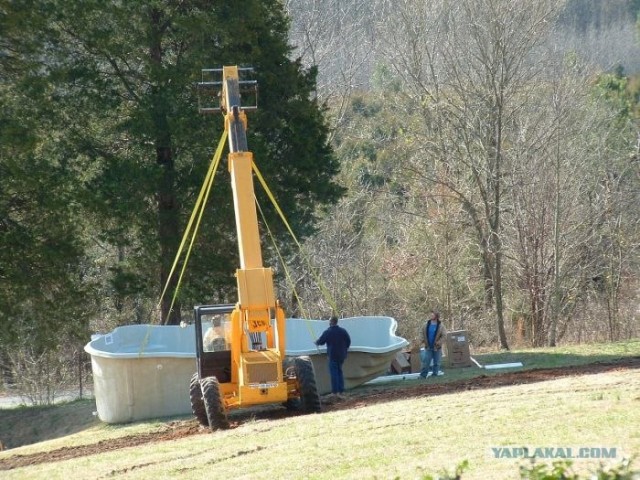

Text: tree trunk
xmin=481 ymin=243 xmax=494 ymax=309
xmin=549 ymin=132 xmax=562 ymax=347
xmin=494 ymin=251 xmax=509 ymax=350
xmin=158 ymin=142 xmax=181 ymax=325
xmin=150 ymin=8 xmax=181 ymax=325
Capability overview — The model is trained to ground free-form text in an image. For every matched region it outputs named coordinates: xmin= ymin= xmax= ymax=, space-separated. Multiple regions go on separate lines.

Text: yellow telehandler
xmin=189 ymin=66 xmax=321 ymax=430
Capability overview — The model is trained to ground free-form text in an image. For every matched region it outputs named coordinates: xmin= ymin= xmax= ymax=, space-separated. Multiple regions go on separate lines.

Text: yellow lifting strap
xmin=255 ymin=199 xmax=309 ymax=320
xmin=251 ymin=160 xmax=338 ymax=316
xmin=156 ymin=127 xmax=228 ymax=320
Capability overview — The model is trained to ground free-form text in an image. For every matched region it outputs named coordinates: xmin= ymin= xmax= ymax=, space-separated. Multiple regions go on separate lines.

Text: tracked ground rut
xmin=2 ymin=357 xmax=638 ymax=471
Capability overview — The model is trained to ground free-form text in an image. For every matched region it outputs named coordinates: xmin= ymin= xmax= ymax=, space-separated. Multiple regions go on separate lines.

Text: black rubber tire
xmin=294 ymin=356 xmax=321 ymax=413
xmin=201 ymin=376 xmax=230 ymax=431
xmin=189 ymin=373 xmax=209 ymax=427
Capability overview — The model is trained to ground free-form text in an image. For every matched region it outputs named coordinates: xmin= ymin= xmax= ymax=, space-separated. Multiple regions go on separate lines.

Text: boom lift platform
xmin=189 ymin=66 xmax=321 ymax=430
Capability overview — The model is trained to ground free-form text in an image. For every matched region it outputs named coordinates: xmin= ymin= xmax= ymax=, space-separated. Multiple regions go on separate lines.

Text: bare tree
xmin=285 ymin=0 xmax=382 ymax=133
xmin=285 ymin=0 xmax=640 ymax=347
xmin=377 ymin=0 xmax=564 ymax=349
xmin=504 ymin=54 xmax=605 ymax=346
xmin=584 ymin=108 xmax=640 ymax=341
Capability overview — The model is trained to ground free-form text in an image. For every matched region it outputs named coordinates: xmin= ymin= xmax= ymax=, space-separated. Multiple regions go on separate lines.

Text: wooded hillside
xmin=284 ymin=0 xmax=640 ymax=349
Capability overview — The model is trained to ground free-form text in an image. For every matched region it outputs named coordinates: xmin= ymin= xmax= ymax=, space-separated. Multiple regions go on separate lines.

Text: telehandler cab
xmin=189 ymin=66 xmax=321 ymax=430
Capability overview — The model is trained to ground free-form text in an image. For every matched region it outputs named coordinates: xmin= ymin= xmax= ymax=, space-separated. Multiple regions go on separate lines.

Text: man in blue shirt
xmin=420 ymin=311 xmax=446 ymax=378
xmin=315 ymin=316 xmax=351 ymax=398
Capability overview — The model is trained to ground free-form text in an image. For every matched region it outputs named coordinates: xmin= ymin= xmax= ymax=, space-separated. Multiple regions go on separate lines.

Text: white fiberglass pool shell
xmin=85 ymin=316 xmax=408 ymax=423
xmin=85 ymin=324 xmax=198 ymax=424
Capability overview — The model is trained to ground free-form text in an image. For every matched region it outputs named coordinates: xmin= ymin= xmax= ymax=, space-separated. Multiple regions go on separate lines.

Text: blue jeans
xmin=328 ymin=358 xmax=345 ymax=393
xmin=421 ymin=348 xmax=442 ymax=377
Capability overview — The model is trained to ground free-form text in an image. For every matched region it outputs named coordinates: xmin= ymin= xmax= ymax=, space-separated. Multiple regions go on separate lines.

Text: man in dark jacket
xmin=315 ymin=316 xmax=351 ymax=397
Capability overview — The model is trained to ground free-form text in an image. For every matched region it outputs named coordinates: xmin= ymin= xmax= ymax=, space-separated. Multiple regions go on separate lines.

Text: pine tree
xmin=1 ymin=1 xmax=343 ymax=328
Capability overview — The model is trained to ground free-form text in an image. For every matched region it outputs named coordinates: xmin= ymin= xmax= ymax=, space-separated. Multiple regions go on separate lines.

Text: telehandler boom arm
xmin=191 ymin=66 xmax=321 ymax=431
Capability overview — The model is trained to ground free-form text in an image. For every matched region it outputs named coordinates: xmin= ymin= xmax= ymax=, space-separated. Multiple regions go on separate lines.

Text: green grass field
xmin=1 ymin=340 xmax=639 ymax=479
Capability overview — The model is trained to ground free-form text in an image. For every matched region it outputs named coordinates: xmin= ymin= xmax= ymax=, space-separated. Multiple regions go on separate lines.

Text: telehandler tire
xmin=201 ymin=376 xmax=230 ymax=431
xmin=189 ymin=372 xmax=209 ymax=427
xmin=294 ymin=356 xmax=321 ymax=413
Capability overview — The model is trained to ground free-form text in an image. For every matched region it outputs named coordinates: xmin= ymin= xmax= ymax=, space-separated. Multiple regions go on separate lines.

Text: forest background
xmin=1 ymin=0 xmax=639 ymax=403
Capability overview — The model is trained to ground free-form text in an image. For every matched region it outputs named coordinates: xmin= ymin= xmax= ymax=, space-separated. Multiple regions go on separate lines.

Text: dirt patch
xmin=339 ymin=357 xmax=640 ymax=407
xmin=0 ymin=421 xmax=204 ymax=471
xmin=1 ymin=357 xmax=638 ymax=471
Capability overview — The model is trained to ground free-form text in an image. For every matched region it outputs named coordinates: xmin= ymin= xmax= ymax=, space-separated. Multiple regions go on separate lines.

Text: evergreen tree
xmin=1 ymin=0 xmax=343 ymax=330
